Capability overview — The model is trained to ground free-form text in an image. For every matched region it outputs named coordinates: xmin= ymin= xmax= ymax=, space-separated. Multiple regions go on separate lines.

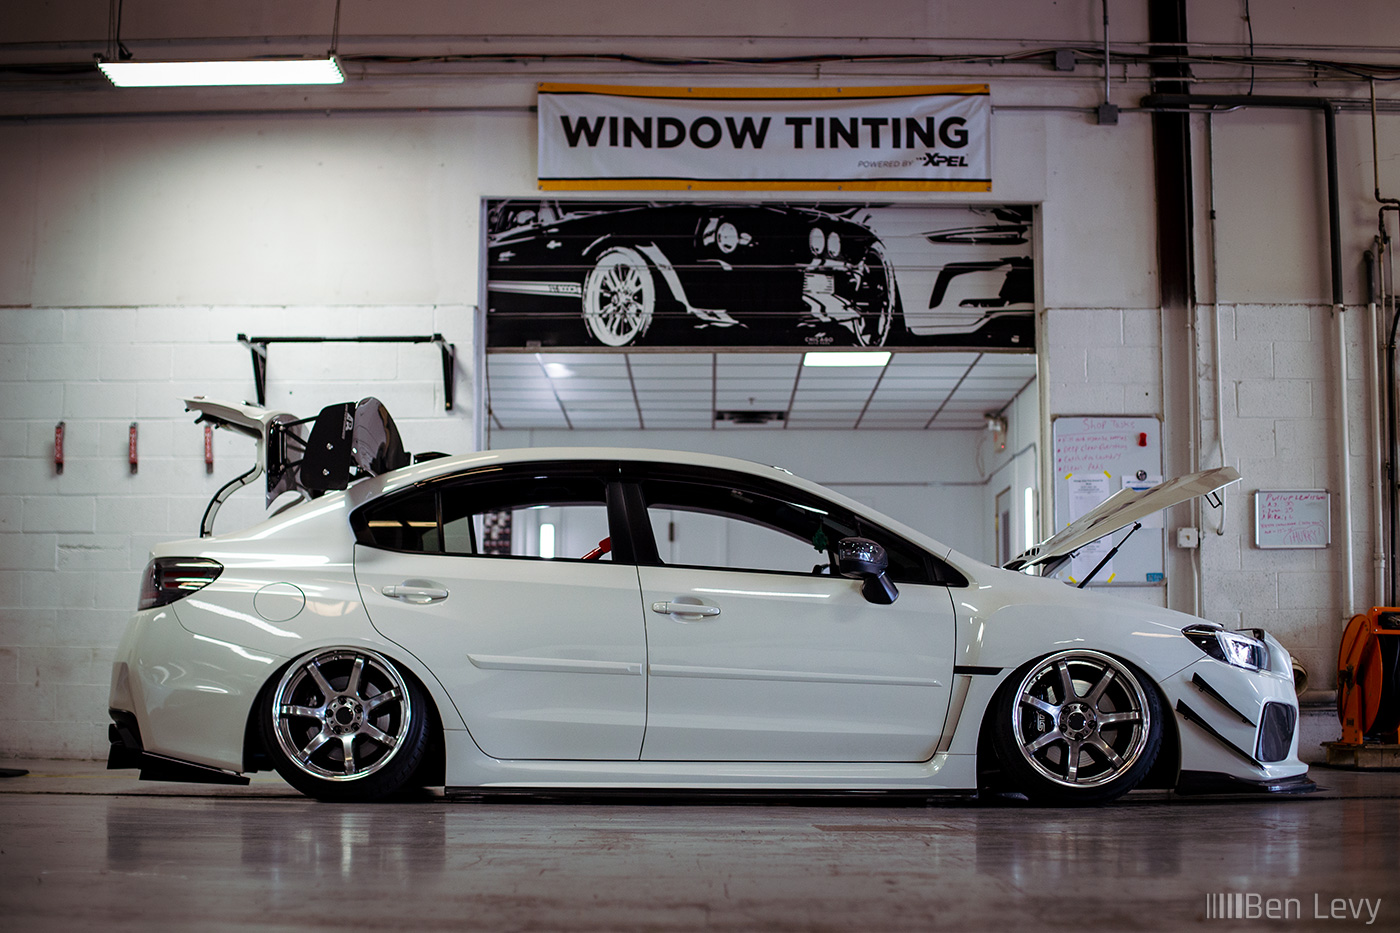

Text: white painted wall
xmin=2 ymin=0 xmax=1397 ymax=757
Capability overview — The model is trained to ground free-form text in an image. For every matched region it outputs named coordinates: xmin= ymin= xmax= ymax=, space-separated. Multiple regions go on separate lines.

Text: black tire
xmin=261 ymin=647 xmax=432 ymax=802
xmin=991 ymin=649 xmax=1163 ymax=805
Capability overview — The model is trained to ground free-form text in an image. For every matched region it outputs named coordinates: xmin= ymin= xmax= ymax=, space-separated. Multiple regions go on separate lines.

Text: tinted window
xmin=357 ymin=489 xmax=439 ymax=552
xmin=353 ymin=469 xmax=614 ymax=562
xmin=637 ymin=471 xmax=937 ymax=584
xmin=439 ymin=475 xmax=612 ymax=561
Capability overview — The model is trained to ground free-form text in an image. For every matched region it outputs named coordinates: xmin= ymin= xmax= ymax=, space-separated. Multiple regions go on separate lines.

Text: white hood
xmin=1004 ymin=466 xmax=1242 ymax=572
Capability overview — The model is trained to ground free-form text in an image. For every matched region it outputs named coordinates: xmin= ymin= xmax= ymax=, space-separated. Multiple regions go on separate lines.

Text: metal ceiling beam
xmin=852 ymin=364 xmax=890 ymax=430
xmin=923 ymin=354 xmax=983 ymax=429
xmin=534 ymin=353 xmax=574 ymax=429
xmin=624 ymin=355 xmax=645 ymax=430
xmin=781 ymin=358 xmax=804 ymax=429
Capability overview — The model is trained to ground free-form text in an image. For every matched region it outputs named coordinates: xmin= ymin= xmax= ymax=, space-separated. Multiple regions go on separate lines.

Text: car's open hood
xmin=184 ymin=396 xmax=409 ymax=537
xmin=1003 ymin=466 xmax=1242 ymax=572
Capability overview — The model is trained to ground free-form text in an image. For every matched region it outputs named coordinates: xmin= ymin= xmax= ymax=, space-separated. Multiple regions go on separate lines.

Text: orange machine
xmin=1337 ymin=608 xmax=1400 ymax=746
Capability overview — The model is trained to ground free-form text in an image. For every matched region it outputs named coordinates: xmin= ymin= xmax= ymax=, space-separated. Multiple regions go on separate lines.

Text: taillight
xmin=138 ymin=557 xmax=223 ymax=610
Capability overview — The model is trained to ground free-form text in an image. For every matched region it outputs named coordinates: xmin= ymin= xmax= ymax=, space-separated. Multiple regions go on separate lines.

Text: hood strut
xmin=1072 ymin=522 xmax=1142 ymax=587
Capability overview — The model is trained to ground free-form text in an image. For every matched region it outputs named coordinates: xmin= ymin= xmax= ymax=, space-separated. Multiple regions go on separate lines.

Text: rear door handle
xmin=383 ymin=583 xmax=449 ymax=604
xmin=651 ymin=601 xmax=720 ymax=618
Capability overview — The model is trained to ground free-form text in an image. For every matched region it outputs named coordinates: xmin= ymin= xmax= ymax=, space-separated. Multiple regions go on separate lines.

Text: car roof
xmin=373 ymin=446 xmax=806 ymax=495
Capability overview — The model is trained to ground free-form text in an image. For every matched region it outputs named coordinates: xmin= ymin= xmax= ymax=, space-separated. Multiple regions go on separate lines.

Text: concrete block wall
xmin=0 ymin=305 xmax=474 ymax=758
xmin=1043 ymin=302 xmax=1373 ymax=694
xmin=1042 ymin=307 xmax=1167 ymax=608
xmin=1197 ymin=303 xmax=1376 ymax=694
xmin=1045 ymin=307 xmax=1163 ymax=419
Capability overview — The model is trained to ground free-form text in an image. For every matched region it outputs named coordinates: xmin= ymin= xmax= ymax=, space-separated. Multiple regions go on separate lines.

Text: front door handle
xmin=383 ymin=583 xmax=449 ymax=604
xmin=651 ymin=600 xmax=720 ymax=618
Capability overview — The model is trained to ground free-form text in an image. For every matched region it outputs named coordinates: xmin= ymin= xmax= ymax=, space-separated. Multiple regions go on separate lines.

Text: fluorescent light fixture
xmin=539 ymin=523 xmax=556 ymax=560
xmin=98 ymin=56 xmax=344 ymax=88
xmin=802 ymin=351 xmax=891 ymax=368
xmin=1023 ymin=487 xmax=1036 ymax=551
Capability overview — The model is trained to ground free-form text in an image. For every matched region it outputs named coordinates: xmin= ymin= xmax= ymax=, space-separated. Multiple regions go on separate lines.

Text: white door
xmin=632 ymin=470 xmax=956 ymax=762
xmin=352 ymin=467 xmax=647 ymax=761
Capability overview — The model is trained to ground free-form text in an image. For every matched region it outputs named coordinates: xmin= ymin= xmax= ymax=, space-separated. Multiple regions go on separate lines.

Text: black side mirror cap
xmin=837 ymin=537 xmax=899 ymax=605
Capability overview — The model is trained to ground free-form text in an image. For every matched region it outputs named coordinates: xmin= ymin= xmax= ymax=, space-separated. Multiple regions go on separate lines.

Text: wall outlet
xmin=1176 ymin=527 xmax=1200 ymax=549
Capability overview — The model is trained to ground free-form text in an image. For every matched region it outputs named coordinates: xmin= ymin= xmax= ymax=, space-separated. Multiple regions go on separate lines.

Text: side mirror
xmin=837 ymin=537 xmax=899 ymax=605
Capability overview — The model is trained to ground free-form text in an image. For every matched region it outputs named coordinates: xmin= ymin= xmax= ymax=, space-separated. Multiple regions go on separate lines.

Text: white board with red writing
xmin=1254 ymin=490 xmax=1331 ymax=549
xmin=1050 ymin=416 xmax=1163 ymax=586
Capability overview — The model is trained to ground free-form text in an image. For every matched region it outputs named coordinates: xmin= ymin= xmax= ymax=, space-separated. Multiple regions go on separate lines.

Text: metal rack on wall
xmin=237 ymin=333 xmax=457 ymax=411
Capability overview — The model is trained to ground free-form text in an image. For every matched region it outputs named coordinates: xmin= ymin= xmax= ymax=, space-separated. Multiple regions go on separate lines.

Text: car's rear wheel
xmin=992 ymin=649 xmax=1162 ymax=805
xmin=582 ymin=246 xmax=655 ymax=346
xmin=263 ymin=647 xmax=431 ymax=802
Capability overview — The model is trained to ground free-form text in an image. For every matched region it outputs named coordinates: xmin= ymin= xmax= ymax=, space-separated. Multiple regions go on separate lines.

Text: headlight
xmin=138 ymin=557 xmax=223 ymax=610
xmin=826 ymin=231 xmax=842 ymax=258
xmin=1183 ymin=624 xmax=1267 ymax=671
xmin=808 ymin=227 xmax=825 ymax=256
xmin=716 ymin=221 xmax=740 ymax=253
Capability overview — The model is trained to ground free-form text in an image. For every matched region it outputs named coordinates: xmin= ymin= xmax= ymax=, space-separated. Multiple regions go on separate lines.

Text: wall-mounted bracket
xmin=236 ymin=334 xmax=457 ymax=411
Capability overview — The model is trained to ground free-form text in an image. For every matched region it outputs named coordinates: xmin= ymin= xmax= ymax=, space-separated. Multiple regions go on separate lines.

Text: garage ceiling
xmin=486 ymin=351 xmax=1036 ymax=431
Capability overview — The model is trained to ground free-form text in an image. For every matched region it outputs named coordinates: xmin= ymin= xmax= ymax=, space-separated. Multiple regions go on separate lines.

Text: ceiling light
xmin=541 ymin=362 xmax=573 ymax=379
xmin=98 ymin=56 xmax=344 ymax=88
xmin=802 ymin=351 xmax=891 ymax=368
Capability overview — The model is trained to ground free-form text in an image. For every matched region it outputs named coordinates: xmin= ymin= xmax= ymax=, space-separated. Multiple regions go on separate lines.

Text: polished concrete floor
xmin=1 ymin=760 xmax=1398 ymax=932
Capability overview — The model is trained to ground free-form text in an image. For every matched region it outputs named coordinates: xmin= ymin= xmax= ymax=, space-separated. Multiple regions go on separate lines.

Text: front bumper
xmin=1165 ymin=632 xmax=1312 ymax=793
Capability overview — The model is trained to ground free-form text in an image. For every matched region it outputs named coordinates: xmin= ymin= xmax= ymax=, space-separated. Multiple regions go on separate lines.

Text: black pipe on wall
xmin=1140 ymin=93 xmax=1344 ymax=309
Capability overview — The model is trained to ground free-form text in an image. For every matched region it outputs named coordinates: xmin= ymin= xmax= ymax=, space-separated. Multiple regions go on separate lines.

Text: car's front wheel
xmin=262 ymin=647 xmax=432 ymax=802
xmin=848 ymin=242 xmax=897 ymax=346
xmin=582 ymin=246 xmax=655 ymax=346
xmin=992 ymin=649 xmax=1162 ymax=805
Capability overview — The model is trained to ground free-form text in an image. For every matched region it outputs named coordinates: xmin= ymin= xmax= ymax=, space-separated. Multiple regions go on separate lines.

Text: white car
xmin=107 ymin=397 xmax=1312 ymax=803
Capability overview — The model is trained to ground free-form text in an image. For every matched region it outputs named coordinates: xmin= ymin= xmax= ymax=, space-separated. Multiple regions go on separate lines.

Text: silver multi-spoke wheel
xmin=582 ymin=246 xmax=655 ymax=346
xmin=994 ymin=650 xmax=1162 ymax=804
xmin=265 ymin=648 xmax=430 ymax=800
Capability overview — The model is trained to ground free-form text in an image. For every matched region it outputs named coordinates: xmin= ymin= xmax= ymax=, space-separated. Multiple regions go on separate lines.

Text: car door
xmin=353 ymin=464 xmax=648 ymax=761
xmin=632 ymin=468 xmax=956 ymax=763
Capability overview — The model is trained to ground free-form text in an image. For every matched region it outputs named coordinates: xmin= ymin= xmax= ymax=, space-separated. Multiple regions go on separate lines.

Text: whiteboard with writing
xmin=1254 ymin=490 xmax=1331 ymax=549
xmin=1051 ymin=416 xmax=1163 ymax=586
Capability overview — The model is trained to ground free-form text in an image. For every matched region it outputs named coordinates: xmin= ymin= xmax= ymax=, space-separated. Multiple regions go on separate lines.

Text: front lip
xmin=1174 ymin=771 xmax=1316 ymax=796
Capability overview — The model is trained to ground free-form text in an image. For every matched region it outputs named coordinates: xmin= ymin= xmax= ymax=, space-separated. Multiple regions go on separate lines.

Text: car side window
xmin=638 ymin=474 xmax=936 ymax=584
xmin=357 ymin=489 xmax=440 ymax=552
xmin=354 ymin=472 xmax=615 ymax=562
xmin=442 ymin=476 xmax=613 ymax=561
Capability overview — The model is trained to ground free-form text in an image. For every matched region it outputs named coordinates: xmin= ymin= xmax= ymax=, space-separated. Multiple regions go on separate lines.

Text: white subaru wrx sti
xmin=107 ymin=397 xmax=1312 ymax=803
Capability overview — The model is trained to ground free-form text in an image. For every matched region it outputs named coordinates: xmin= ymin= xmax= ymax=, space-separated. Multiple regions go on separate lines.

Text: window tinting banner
xmin=537 ymin=84 xmax=991 ymax=192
